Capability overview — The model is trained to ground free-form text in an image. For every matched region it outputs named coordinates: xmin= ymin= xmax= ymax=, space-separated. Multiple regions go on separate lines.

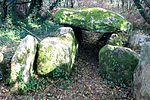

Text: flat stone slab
xmin=53 ymin=8 xmax=131 ymax=33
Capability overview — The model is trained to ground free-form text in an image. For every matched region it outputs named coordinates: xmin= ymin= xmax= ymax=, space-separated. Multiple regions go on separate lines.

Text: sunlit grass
xmin=0 ymin=28 xmax=21 ymax=46
xmin=0 ymin=29 xmax=19 ymax=40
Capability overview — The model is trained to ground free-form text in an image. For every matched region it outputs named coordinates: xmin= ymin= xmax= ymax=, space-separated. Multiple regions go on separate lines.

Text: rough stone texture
xmin=10 ymin=35 xmax=38 ymax=93
xmin=99 ymin=45 xmax=139 ymax=86
xmin=0 ymin=52 xmax=3 ymax=80
xmin=129 ymin=34 xmax=150 ymax=53
xmin=53 ymin=8 xmax=131 ymax=33
xmin=37 ymin=27 xmax=78 ymax=75
xmin=134 ymin=42 xmax=150 ymax=100
xmin=82 ymin=30 xmax=103 ymax=45
xmin=107 ymin=33 xmax=128 ymax=46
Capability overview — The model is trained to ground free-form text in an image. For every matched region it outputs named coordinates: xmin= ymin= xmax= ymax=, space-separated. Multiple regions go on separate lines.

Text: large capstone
xmin=10 ymin=35 xmax=38 ymax=93
xmin=37 ymin=27 xmax=78 ymax=75
xmin=99 ymin=45 xmax=139 ymax=86
xmin=53 ymin=8 xmax=131 ymax=33
xmin=134 ymin=42 xmax=150 ymax=100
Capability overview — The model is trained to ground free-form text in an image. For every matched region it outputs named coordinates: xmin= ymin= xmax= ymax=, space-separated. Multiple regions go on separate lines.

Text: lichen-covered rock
xmin=107 ymin=33 xmax=128 ymax=46
xmin=53 ymin=8 xmax=131 ymax=33
xmin=129 ymin=34 xmax=150 ymax=53
xmin=134 ymin=42 xmax=150 ymax=100
xmin=37 ymin=27 xmax=78 ymax=75
xmin=99 ymin=45 xmax=139 ymax=86
xmin=10 ymin=35 xmax=38 ymax=93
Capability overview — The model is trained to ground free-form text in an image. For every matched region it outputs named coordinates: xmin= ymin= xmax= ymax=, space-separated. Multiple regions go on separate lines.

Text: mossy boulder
xmin=99 ymin=45 xmax=139 ymax=86
xmin=10 ymin=35 xmax=38 ymax=93
xmin=53 ymin=8 xmax=131 ymax=33
xmin=37 ymin=27 xmax=78 ymax=76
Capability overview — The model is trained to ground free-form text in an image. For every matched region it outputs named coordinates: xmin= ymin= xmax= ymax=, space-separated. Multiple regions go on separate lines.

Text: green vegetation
xmin=0 ymin=18 xmax=76 ymax=94
xmin=99 ymin=45 xmax=139 ymax=87
xmin=0 ymin=18 xmax=60 ymax=47
xmin=53 ymin=8 xmax=131 ymax=33
xmin=10 ymin=70 xmax=72 ymax=94
xmin=0 ymin=0 xmax=150 ymax=99
xmin=108 ymin=33 xmax=128 ymax=46
xmin=37 ymin=27 xmax=78 ymax=75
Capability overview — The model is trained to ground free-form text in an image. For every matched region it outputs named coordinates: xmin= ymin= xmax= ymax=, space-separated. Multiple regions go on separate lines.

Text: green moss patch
xmin=99 ymin=45 xmax=139 ymax=87
xmin=37 ymin=27 xmax=78 ymax=76
xmin=53 ymin=8 xmax=131 ymax=33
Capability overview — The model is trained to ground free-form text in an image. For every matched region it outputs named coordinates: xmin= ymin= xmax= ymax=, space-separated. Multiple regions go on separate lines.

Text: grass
xmin=0 ymin=28 xmax=21 ymax=46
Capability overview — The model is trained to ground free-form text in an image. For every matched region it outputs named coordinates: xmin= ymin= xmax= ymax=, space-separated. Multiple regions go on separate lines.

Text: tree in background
xmin=0 ymin=0 xmax=62 ymax=22
xmin=133 ymin=0 xmax=150 ymax=24
xmin=2 ymin=0 xmax=149 ymax=25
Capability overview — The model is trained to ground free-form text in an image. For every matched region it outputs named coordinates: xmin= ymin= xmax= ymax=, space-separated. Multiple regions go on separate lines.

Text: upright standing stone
xmin=99 ymin=45 xmax=139 ymax=86
xmin=10 ymin=35 xmax=38 ymax=93
xmin=129 ymin=34 xmax=150 ymax=53
xmin=37 ymin=27 xmax=78 ymax=75
xmin=134 ymin=42 xmax=150 ymax=100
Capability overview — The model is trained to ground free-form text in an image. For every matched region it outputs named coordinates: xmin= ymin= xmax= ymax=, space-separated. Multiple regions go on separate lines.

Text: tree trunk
xmin=121 ymin=0 xmax=124 ymax=10
xmin=110 ymin=0 xmax=113 ymax=4
xmin=14 ymin=0 xmax=29 ymax=18
xmin=70 ymin=0 xmax=74 ymax=8
xmin=1 ymin=0 xmax=7 ymax=21
xmin=28 ymin=0 xmax=36 ymax=15
xmin=143 ymin=0 xmax=150 ymax=8
xmin=133 ymin=0 xmax=150 ymax=24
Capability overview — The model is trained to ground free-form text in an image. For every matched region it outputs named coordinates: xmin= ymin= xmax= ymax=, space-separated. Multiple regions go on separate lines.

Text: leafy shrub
xmin=108 ymin=33 xmax=128 ymax=46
